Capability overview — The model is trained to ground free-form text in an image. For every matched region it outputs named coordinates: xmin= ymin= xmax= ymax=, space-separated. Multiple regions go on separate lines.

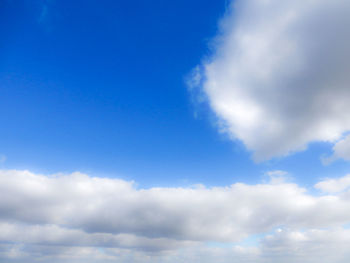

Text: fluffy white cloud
xmin=2 ymin=170 xmax=350 ymax=262
xmin=315 ymin=174 xmax=350 ymax=193
xmin=194 ymin=0 xmax=350 ymax=161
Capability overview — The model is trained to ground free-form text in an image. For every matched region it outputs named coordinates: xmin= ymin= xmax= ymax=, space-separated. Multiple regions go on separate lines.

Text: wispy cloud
xmin=37 ymin=0 xmax=55 ymax=32
xmin=0 ymin=155 xmax=6 ymax=164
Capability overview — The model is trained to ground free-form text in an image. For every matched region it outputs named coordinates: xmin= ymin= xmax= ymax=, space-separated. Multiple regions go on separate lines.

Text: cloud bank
xmin=2 ymin=170 xmax=350 ymax=262
xmin=195 ymin=0 xmax=350 ymax=161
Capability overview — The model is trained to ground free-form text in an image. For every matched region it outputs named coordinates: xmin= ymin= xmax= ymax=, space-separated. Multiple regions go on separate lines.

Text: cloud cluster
xmin=1 ymin=170 xmax=350 ymax=262
xmin=195 ymin=0 xmax=350 ymax=161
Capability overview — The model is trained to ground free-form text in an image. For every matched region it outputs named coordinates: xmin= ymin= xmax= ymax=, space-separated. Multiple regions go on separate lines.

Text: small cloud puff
xmin=315 ymin=174 xmax=350 ymax=193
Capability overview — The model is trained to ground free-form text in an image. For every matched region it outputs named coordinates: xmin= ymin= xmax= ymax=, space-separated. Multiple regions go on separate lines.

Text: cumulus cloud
xmin=2 ymin=170 xmax=350 ymax=262
xmin=315 ymin=174 xmax=350 ymax=193
xmin=194 ymin=0 xmax=350 ymax=161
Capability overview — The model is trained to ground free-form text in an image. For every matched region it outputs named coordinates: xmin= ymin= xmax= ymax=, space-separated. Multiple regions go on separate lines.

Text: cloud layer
xmin=196 ymin=0 xmax=350 ymax=161
xmin=2 ymin=170 xmax=350 ymax=262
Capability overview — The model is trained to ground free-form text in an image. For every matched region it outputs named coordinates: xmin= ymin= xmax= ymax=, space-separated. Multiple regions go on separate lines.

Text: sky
xmin=2 ymin=0 xmax=350 ymax=262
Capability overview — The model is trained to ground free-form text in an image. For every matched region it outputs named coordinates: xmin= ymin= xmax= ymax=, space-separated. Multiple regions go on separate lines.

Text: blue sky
xmin=2 ymin=0 xmax=350 ymax=188
xmin=2 ymin=1 xmax=350 ymax=262
xmin=1 ymin=0 xmax=233 ymax=185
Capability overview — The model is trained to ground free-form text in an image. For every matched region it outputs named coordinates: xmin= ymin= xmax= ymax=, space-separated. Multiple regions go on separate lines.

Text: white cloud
xmin=265 ymin=170 xmax=289 ymax=184
xmin=194 ymin=0 xmax=350 ymax=161
xmin=259 ymin=228 xmax=350 ymax=263
xmin=266 ymin=170 xmax=288 ymax=177
xmin=322 ymin=134 xmax=350 ymax=164
xmin=2 ymin=170 xmax=350 ymax=262
xmin=315 ymin=174 xmax=350 ymax=193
